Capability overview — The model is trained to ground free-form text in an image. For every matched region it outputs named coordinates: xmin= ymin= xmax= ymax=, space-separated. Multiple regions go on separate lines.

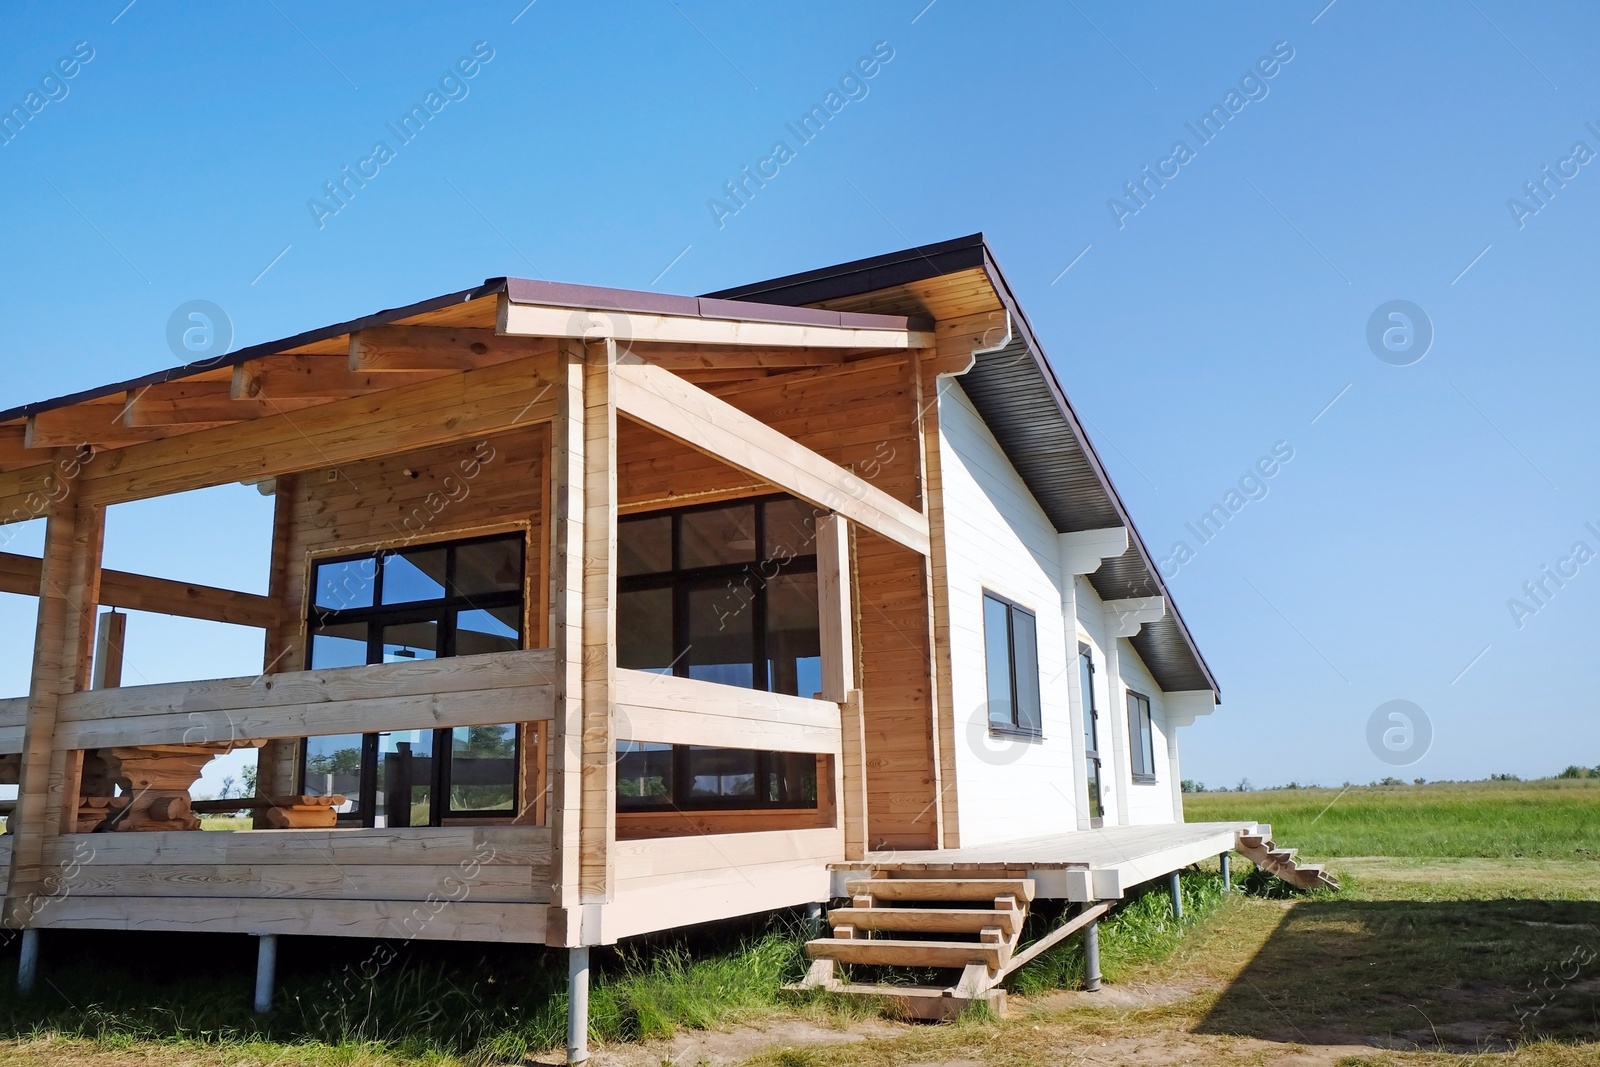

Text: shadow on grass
xmin=1195 ymin=897 xmax=1600 ymax=1053
xmin=0 ymin=911 xmax=817 ymax=1063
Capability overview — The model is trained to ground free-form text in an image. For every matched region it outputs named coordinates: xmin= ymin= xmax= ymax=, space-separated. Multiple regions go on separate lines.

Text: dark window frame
xmin=615 ymin=742 xmax=820 ymax=812
xmin=1127 ymin=690 xmax=1157 ymax=783
xmin=619 ymin=494 xmax=819 ymax=691
xmin=615 ymin=495 xmax=822 ymax=812
xmin=302 ymin=532 xmax=526 ymax=826
xmin=982 ymin=589 xmax=1044 ymax=740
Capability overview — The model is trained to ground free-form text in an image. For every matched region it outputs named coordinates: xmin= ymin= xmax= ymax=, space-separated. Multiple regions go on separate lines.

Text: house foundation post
xmin=253 ymin=933 xmax=278 ymax=1014
xmin=1082 ymin=917 xmax=1102 ymax=992
xmin=1168 ymin=871 xmax=1183 ymax=919
xmin=567 ymin=945 xmax=590 ymax=1064
xmin=16 ymin=929 xmax=40 ymax=995
xmin=1220 ymin=852 xmax=1231 ymax=891
xmin=805 ymin=902 xmax=824 ymax=936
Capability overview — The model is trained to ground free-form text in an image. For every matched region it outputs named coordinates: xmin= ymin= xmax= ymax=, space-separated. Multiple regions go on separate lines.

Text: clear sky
xmin=1 ymin=1 xmax=1597 ymax=798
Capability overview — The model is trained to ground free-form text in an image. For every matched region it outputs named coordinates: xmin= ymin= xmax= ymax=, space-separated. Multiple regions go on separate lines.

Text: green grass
xmin=1007 ymin=868 xmax=1229 ymax=995
xmin=1184 ymin=776 xmax=1600 ymax=860
xmin=0 ymin=916 xmax=832 ymax=1065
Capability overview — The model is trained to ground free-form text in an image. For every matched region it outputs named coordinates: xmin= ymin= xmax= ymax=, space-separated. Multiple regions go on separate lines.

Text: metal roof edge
xmin=0 ymin=280 xmax=508 ymax=427
xmin=975 ymin=246 xmax=1221 ymax=700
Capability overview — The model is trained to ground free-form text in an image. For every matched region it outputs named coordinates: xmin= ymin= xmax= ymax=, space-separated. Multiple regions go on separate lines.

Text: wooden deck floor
xmin=831 ymin=821 xmax=1257 ymax=902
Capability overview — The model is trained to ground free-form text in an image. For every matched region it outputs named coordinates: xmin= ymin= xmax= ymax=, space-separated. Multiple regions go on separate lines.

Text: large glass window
xmin=615 ymin=496 xmax=821 ymax=811
xmin=983 ymin=591 xmax=1042 ymax=736
xmin=301 ymin=533 xmax=524 ymax=826
xmin=1127 ymin=691 xmax=1156 ymax=782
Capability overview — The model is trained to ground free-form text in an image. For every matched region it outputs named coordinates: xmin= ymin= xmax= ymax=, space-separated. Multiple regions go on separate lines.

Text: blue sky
xmin=2 ymin=0 xmax=1597 ymax=797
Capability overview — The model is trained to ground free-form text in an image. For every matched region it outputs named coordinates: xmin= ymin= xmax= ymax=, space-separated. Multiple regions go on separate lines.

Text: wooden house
xmin=0 ymin=235 xmax=1327 ymax=1060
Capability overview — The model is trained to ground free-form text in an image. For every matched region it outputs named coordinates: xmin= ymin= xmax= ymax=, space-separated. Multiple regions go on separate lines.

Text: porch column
xmin=547 ymin=340 xmax=616 ymax=944
xmin=4 ymin=476 xmax=103 ymax=929
xmin=817 ymin=514 xmax=865 ymax=860
xmin=254 ymin=474 xmax=300 ymax=826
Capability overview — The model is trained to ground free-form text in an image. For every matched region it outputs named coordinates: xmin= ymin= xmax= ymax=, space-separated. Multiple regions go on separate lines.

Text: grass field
xmin=0 ymin=779 xmax=1594 ymax=1065
xmin=1184 ymin=776 xmax=1600 ymax=860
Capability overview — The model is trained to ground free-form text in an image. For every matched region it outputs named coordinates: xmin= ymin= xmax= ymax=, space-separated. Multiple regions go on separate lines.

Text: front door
xmin=1080 ymin=644 xmax=1104 ymax=827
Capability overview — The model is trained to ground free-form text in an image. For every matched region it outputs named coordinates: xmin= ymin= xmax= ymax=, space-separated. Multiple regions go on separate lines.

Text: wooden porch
xmin=0 ymin=280 xmax=973 ymax=965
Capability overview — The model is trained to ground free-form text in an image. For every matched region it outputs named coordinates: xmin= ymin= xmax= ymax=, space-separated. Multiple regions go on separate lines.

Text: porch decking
xmin=832 ymin=821 xmax=1256 ymax=901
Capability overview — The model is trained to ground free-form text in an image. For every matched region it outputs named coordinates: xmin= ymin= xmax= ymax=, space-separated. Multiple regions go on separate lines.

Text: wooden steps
xmin=795 ymin=874 xmax=1033 ymax=1017
xmin=1235 ymin=827 xmax=1338 ymax=890
xmin=844 ymin=877 xmax=1035 ymax=902
xmin=829 ymin=906 xmax=1023 ymax=938
xmin=808 ymin=937 xmax=1005 ymax=969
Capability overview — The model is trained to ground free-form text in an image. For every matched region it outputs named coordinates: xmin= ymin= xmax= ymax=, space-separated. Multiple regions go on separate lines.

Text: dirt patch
xmin=527 ymin=1016 xmax=907 ymax=1066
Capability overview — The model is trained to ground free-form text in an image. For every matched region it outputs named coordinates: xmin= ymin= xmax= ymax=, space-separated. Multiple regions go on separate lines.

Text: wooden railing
xmin=51 ymin=648 xmax=558 ymax=750
xmin=612 ymin=669 xmax=842 ymax=757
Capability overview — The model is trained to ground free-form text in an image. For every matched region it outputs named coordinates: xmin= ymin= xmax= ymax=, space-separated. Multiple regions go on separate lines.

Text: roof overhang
xmin=706 ymin=234 xmax=1220 ymax=701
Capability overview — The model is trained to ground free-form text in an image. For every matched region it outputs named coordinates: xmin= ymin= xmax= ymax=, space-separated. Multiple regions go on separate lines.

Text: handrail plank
xmin=613 ymin=669 xmax=841 ymax=755
xmin=51 ymin=649 xmax=558 ymax=748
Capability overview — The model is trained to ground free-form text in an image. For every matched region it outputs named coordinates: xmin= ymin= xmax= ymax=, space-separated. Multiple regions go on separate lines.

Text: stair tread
xmin=845 ymin=878 xmax=1036 ymax=903
xmin=807 ymin=937 xmax=1006 ymax=968
xmin=828 ymin=907 xmax=1021 ymax=937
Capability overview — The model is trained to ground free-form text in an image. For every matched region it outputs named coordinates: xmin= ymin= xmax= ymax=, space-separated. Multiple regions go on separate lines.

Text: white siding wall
xmin=1119 ymin=646 xmax=1181 ymax=825
xmin=939 ymin=384 xmax=1078 ymax=846
xmin=938 ymin=382 xmax=1185 ymax=845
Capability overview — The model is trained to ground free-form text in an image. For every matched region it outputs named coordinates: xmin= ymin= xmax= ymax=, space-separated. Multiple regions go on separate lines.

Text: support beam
xmin=501 ymin=299 xmax=932 ymax=351
xmin=579 ymin=343 xmax=617 ymax=905
xmin=815 ymin=515 xmax=854 ymax=703
xmin=120 ymin=381 xmax=323 ymax=427
xmin=253 ymin=933 xmax=278 ymax=1014
xmin=624 ymin=343 xmax=849 ymax=371
xmin=566 ymin=946 xmax=590 ymax=1065
xmin=1221 ymin=852 xmax=1232 ymax=892
xmin=4 ymin=488 xmax=101 ymax=925
xmin=233 ymin=355 xmax=443 ymax=399
xmin=0 ymin=552 xmax=275 ymax=628
xmin=0 ymin=426 xmax=41 ymax=472
xmin=839 ymin=689 xmax=868 ymax=862
xmin=612 ymin=359 xmax=930 ymax=556
xmin=1168 ymin=871 xmax=1184 ymax=919
xmin=26 ymin=407 xmax=229 ymax=450
xmin=92 ymin=609 xmax=126 ymax=689
xmin=348 ymin=326 xmax=538 ymax=373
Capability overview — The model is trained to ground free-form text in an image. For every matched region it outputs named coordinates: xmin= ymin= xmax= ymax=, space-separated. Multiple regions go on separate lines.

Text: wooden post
xmin=16 ymin=928 xmax=39 ymax=995
xmin=255 ymin=475 xmax=299 ymax=827
xmin=253 ymin=933 xmax=278 ymax=1014
xmin=815 ymin=514 xmax=854 ymax=703
xmin=5 ymin=484 xmax=102 ymax=925
xmin=91 ymin=609 xmax=125 ymax=689
xmin=579 ymin=342 xmax=617 ymax=905
xmin=1168 ymin=871 xmax=1183 ymax=919
xmin=1221 ymin=852 xmax=1231 ymax=892
xmin=547 ymin=339 xmax=616 ymax=940
xmin=1083 ymin=916 xmax=1102 ymax=992
xmin=566 ymin=945 xmax=590 ymax=1064
xmin=839 ymin=689 xmax=868 ymax=861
